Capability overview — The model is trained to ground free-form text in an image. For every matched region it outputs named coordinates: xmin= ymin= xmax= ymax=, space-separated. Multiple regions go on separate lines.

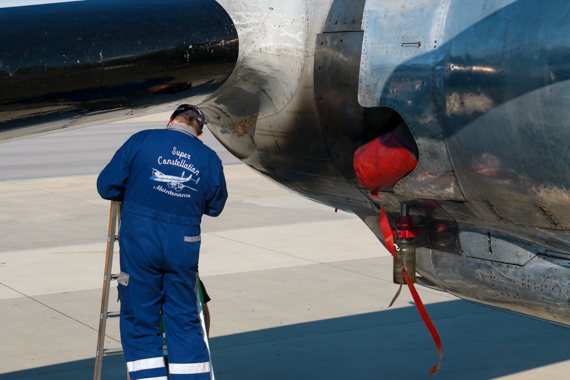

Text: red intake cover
xmin=354 ymin=133 xmax=418 ymax=193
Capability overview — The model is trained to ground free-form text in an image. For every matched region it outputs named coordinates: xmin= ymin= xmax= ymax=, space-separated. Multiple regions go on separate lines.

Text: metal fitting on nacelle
xmin=392 ymin=203 xmax=421 ymax=284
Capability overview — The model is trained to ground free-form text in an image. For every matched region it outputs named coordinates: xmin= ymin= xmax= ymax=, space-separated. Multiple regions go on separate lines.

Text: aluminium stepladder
xmin=93 ymin=201 xmax=125 ymax=380
xmin=93 ymin=201 xmax=214 ymax=380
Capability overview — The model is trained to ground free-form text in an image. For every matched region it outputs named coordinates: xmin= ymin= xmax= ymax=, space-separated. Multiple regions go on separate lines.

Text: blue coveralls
xmin=97 ymin=123 xmax=227 ymax=380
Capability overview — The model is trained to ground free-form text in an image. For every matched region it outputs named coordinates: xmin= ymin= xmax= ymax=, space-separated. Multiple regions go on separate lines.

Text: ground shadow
xmin=2 ymin=300 xmax=569 ymax=379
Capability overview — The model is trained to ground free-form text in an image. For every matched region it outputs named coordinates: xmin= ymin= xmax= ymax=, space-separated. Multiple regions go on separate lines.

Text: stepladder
xmin=93 ymin=201 xmax=123 ymax=380
xmin=94 ymin=201 xmax=214 ymax=380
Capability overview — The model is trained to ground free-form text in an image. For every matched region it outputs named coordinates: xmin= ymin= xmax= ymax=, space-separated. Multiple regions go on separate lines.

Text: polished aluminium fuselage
xmin=207 ymin=0 xmax=570 ymax=325
xmin=1 ymin=0 xmax=569 ymax=325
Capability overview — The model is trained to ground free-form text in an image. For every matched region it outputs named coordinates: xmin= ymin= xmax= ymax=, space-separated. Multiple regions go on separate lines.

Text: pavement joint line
xmin=5 ymin=182 xmax=96 ymax=205
xmin=0 ymin=173 xmax=98 ymax=183
xmin=204 ymin=232 xmax=321 ymax=265
xmin=0 ymin=282 xmax=121 ymax=344
xmin=322 ymin=261 xmax=460 ymax=300
xmin=322 ymin=261 xmax=393 ymax=282
xmin=204 ymin=233 xmax=400 ymax=278
xmin=204 ymin=231 xmax=384 ymax=268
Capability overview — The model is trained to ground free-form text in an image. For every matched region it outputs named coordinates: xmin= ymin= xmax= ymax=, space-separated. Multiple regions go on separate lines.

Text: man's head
xmin=169 ymin=104 xmax=207 ymax=136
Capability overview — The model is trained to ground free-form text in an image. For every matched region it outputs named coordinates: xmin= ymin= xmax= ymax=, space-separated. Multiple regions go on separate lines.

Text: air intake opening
xmin=354 ymin=108 xmax=419 ymax=192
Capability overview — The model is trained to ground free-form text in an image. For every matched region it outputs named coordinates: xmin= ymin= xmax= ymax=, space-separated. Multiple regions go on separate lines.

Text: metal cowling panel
xmin=436 ymin=0 xmax=570 ymax=229
xmin=358 ymin=0 xmax=464 ymax=201
xmin=417 ymin=247 xmax=570 ymax=325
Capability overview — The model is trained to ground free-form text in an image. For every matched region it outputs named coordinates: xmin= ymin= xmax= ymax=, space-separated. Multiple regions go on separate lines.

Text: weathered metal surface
xmin=207 ymin=0 xmax=374 ymax=208
xmin=423 ymin=219 xmax=462 ymax=255
xmin=310 ymin=0 xmax=393 ymax=208
xmin=215 ymin=0 xmax=310 ymax=120
xmin=460 ymin=228 xmax=537 ymax=266
xmin=359 ymin=0 xmax=464 ymax=201
xmin=437 ymin=0 xmax=570 ymax=230
xmin=322 ymin=0 xmax=366 ymax=33
xmin=314 ymin=31 xmax=365 ymax=183
xmin=417 ymin=247 xmax=570 ymax=325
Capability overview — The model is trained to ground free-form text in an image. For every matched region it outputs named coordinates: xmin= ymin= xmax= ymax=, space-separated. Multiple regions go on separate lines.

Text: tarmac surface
xmin=1 ymin=114 xmax=570 ymax=379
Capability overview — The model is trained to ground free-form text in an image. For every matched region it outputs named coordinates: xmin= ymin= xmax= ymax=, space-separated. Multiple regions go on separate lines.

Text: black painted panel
xmin=0 ymin=0 xmax=238 ymax=136
xmin=314 ymin=31 xmax=364 ymax=184
xmin=322 ymin=0 xmax=366 ymax=33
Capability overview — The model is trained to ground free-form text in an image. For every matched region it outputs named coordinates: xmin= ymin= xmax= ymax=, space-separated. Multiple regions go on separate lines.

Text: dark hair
xmin=172 ymin=112 xmax=202 ymax=134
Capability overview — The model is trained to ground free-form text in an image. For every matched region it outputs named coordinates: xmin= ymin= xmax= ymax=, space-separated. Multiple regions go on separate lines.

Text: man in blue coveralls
xmin=97 ymin=105 xmax=227 ymax=380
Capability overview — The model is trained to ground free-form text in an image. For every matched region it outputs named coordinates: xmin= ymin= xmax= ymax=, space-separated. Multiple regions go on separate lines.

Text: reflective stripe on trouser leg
xmin=168 ymin=275 xmax=213 ymax=380
xmin=127 ymin=364 xmax=168 ymax=380
xmin=162 ymin=235 xmax=211 ymax=380
xmin=127 ymin=357 xmax=165 ymax=372
xmin=170 ymin=362 xmax=211 ymax=374
xmin=196 ymin=273 xmax=215 ymax=380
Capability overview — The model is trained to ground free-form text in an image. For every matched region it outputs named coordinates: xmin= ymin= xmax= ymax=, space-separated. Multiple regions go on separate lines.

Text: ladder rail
xmin=94 ymin=201 xmax=121 ymax=380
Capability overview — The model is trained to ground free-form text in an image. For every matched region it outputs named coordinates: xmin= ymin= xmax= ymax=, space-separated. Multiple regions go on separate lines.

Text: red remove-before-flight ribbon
xmin=380 ymin=205 xmax=443 ymax=375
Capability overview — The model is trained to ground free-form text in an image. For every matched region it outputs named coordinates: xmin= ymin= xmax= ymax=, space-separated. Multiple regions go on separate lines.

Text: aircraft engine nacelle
xmin=206 ymin=0 xmax=570 ymax=326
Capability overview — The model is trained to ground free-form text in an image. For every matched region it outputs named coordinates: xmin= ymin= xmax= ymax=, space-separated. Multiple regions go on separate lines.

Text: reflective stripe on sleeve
xmin=169 ymin=362 xmax=211 ymax=374
xmin=126 ymin=357 xmax=165 ymax=372
xmin=184 ymin=236 xmax=201 ymax=242
xmin=138 ymin=377 xmax=168 ymax=380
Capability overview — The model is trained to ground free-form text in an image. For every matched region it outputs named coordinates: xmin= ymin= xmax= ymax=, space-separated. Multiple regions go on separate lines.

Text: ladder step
xmin=107 ymin=311 xmax=120 ymax=318
xmin=110 ymin=274 xmax=120 ymax=280
xmin=103 ymin=347 xmax=123 ymax=356
xmin=114 ymin=235 xmax=119 ymax=242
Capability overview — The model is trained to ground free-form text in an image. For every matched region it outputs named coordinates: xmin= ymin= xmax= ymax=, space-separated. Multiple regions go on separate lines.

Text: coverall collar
xmin=166 ymin=122 xmax=199 ymax=139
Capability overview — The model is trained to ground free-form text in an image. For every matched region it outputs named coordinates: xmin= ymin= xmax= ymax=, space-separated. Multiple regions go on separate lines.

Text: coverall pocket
xmin=183 ymin=235 xmax=201 ymax=270
xmin=117 ymin=283 xmax=133 ymax=316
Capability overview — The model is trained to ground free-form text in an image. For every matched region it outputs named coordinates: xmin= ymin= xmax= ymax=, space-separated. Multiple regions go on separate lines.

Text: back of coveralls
xmin=97 ymin=124 xmax=227 ymax=380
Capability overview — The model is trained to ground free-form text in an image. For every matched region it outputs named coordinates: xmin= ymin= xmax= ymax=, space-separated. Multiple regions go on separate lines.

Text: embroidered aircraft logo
xmin=150 ymin=168 xmax=199 ymax=192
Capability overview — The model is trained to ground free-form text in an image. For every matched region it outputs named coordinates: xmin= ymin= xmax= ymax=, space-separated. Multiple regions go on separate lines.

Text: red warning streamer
xmin=380 ymin=205 xmax=443 ymax=375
